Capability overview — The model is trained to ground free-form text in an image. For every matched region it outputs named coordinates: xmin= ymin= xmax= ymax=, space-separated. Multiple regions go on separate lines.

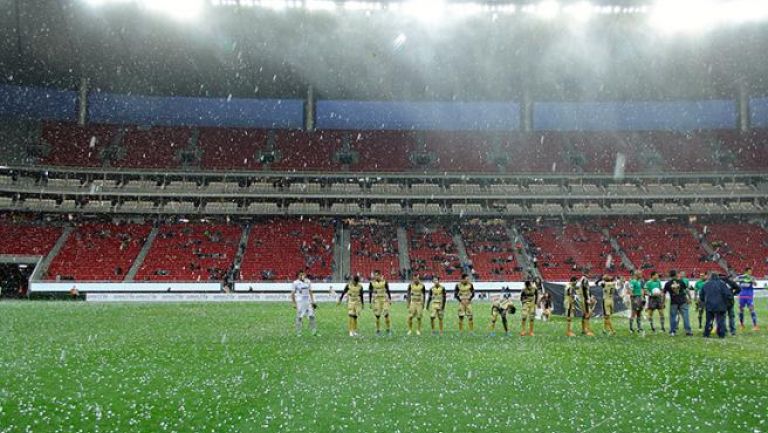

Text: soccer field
xmin=1 ymin=301 xmax=767 ymax=433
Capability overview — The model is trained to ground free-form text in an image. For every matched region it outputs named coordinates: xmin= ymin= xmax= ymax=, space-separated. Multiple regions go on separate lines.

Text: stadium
xmin=1 ymin=0 xmax=767 ymax=431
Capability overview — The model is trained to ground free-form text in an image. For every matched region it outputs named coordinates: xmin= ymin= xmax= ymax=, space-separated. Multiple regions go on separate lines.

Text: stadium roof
xmin=1 ymin=0 xmax=767 ymax=101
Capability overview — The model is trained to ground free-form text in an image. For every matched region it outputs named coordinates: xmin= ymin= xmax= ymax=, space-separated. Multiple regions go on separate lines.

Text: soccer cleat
xmin=407 ymin=330 xmax=412 ymax=336
xmin=376 ymin=330 xmax=382 ymax=337
xmin=740 ymin=324 xmax=746 ymax=331
xmin=528 ymin=331 xmax=534 ymax=337
xmin=520 ymin=331 xmax=527 ymax=337
xmin=686 ymin=332 xmax=693 ymax=336
xmin=432 ymin=330 xmax=438 ymax=336
xmin=670 ymin=332 xmax=676 ymax=337
xmin=386 ymin=330 xmax=392 ymax=337
xmin=349 ymin=331 xmax=354 ymax=337
xmin=566 ymin=331 xmax=576 ymax=337
xmin=753 ymin=325 xmax=760 ymax=332
xmin=416 ymin=330 xmax=421 ymax=336
xmin=489 ymin=332 xmax=496 ymax=337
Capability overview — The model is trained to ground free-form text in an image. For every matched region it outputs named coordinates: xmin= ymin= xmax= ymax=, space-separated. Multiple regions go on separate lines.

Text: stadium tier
xmin=408 ymin=224 xmax=461 ymax=280
xmin=239 ymin=218 xmax=335 ymax=282
xmin=34 ymin=122 xmax=768 ymax=173
xmin=460 ymin=222 xmax=524 ymax=281
xmin=136 ymin=223 xmax=242 ymax=281
xmin=45 ymin=223 xmax=151 ymax=281
xmin=606 ymin=220 xmax=724 ymax=279
xmin=697 ymin=222 xmax=768 ymax=277
xmin=350 ymin=223 xmax=401 ymax=280
xmin=0 ymin=219 xmax=63 ymax=256
xmin=522 ymin=223 xmax=617 ymax=281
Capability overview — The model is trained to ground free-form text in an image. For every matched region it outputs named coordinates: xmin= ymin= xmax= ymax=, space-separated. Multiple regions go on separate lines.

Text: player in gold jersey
xmin=406 ymin=274 xmax=426 ymax=336
xmin=454 ymin=273 xmax=475 ymax=333
xmin=563 ymin=276 xmax=578 ymax=337
xmin=368 ymin=270 xmax=392 ymax=336
xmin=489 ymin=287 xmax=515 ymax=336
xmin=426 ymin=276 xmax=447 ymax=335
xmin=598 ymin=274 xmax=617 ymax=335
xmin=338 ymin=275 xmax=364 ymax=337
xmin=519 ymin=280 xmax=539 ymax=336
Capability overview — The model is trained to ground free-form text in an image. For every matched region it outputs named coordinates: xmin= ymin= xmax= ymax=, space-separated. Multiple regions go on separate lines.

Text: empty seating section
xmin=350 ymin=131 xmax=415 ymax=172
xmin=136 ymin=224 xmax=241 ymax=281
xmin=523 ymin=224 xmax=614 ymax=281
xmin=698 ymin=223 xmax=768 ymax=277
xmin=46 ymin=223 xmax=150 ymax=280
xmin=199 ymin=128 xmax=267 ymax=170
xmin=270 ymin=130 xmax=340 ymax=171
xmin=240 ymin=219 xmax=334 ymax=281
xmin=41 ymin=122 xmax=115 ymax=167
xmin=115 ymin=126 xmax=190 ymax=169
xmin=461 ymin=222 xmax=522 ymax=280
xmin=408 ymin=225 xmax=460 ymax=280
xmin=349 ymin=224 xmax=400 ymax=280
xmin=0 ymin=221 xmax=62 ymax=256
xmin=36 ymin=123 xmax=768 ymax=173
xmin=607 ymin=220 xmax=722 ymax=278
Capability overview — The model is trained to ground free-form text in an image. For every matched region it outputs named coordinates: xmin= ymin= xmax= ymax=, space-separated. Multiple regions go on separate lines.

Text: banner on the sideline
xmin=31 ymin=282 xmax=221 ymax=293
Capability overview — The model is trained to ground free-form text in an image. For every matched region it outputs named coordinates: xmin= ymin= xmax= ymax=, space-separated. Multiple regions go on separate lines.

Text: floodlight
xmin=142 ymin=0 xmax=203 ymax=21
xmin=533 ymin=0 xmax=560 ymax=19
xmin=563 ymin=1 xmax=594 ymax=21
xmin=305 ymin=0 xmax=337 ymax=11
xmin=401 ymin=0 xmax=447 ymax=21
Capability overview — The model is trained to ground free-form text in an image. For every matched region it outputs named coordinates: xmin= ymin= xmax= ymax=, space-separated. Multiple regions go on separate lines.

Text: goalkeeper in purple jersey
xmin=737 ymin=267 xmax=759 ymax=332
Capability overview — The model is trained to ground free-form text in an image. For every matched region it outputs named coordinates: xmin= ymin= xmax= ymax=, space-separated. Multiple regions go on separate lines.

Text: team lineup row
xmin=289 ymin=268 xmax=761 ymax=338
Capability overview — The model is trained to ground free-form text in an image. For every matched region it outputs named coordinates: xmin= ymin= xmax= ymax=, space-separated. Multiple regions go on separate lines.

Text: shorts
xmin=430 ymin=304 xmax=444 ymax=320
xmin=647 ymin=296 xmax=664 ymax=311
xmin=296 ymin=302 xmax=315 ymax=319
xmin=458 ymin=301 xmax=473 ymax=318
xmin=372 ymin=299 xmax=391 ymax=317
xmin=347 ymin=301 xmax=362 ymax=317
xmin=739 ymin=298 xmax=754 ymax=309
xmin=521 ymin=302 xmax=535 ymax=321
xmin=631 ymin=296 xmax=645 ymax=312
xmin=408 ymin=302 xmax=424 ymax=319
xmin=603 ymin=299 xmax=614 ymax=317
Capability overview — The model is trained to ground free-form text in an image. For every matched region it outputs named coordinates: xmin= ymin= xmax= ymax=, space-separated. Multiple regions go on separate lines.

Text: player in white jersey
xmin=291 ymin=271 xmax=318 ymax=336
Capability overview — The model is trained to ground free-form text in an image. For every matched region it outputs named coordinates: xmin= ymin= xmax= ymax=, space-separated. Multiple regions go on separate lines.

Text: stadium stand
xmin=46 ymin=223 xmax=151 ymax=281
xmin=40 ymin=122 xmax=116 ymax=167
xmin=136 ymin=223 xmax=242 ymax=281
xmin=198 ymin=128 xmax=267 ymax=170
xmin=606 ymin=220 xmax=723 ymax=278
xmin=349 ymin=222 xmax=401 ymax=280
xmin=0 ymin=219 xmax=63 ymax=256
xmin=461 ymin=221 xmax=523 ymax=281
xmin=114 ymin=126 xmax=191 ymax=169
xmin=522 ymin=223 xmax=616 ymax=281
xmin=697 ymin=223 xmax=768 ymax=278
xmin=408 ymin=224 xmax=461 ymax=280
xmin=240 ymin=218 xmax=334 ymax=281
xmin=33 ymin=123 xmax=768 ymax=174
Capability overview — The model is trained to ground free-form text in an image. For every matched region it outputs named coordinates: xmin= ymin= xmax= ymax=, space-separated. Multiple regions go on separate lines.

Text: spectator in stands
xmin=700 ymin=272 xmax=732 ymax=338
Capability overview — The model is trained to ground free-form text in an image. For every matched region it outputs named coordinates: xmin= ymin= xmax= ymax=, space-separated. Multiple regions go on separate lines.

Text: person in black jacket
xmin=700 ymin=272 xmax=732 ymax=338
xmin=663 ymin=270 xmax=692 ymax=336
xmin=722 ymin=274 xmax=741 ymax=336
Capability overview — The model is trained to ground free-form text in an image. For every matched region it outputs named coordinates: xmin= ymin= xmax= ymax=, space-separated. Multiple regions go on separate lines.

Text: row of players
xmin=290 ymin=267 xmax=760 ymax=337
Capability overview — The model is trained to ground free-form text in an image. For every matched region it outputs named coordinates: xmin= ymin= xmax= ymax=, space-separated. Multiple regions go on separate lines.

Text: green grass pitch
xmin=1 ymin=300 xmax=767 ymax=433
